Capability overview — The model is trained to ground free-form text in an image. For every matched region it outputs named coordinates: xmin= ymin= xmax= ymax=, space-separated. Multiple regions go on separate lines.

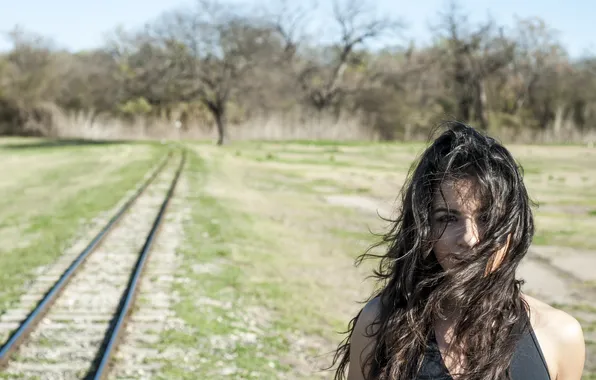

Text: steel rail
xmin=89 ymin=148 xmax=186 ymax=379
xmin=0 ymin=150 xmax=174 ymax=368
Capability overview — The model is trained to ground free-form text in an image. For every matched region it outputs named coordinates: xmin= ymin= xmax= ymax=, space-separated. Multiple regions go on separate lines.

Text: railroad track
xmin=0 ymin=148 xmax=186 ymax=379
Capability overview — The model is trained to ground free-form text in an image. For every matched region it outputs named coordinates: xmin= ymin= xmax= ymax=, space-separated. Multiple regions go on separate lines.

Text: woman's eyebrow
xmin=433 ymin=207 xmax=461 ymax=215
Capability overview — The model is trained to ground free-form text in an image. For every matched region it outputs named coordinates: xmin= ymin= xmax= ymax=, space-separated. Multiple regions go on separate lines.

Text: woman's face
xmin=431 ymin=178 xmax=486 ymax=271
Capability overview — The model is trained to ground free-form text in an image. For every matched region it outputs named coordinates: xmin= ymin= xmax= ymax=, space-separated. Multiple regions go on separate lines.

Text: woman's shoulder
xmin=355 ymin=296 xmax=382 ymax=334
xmin=522 ymin=294 xmax=585 ymax=379
xmin=523 ymin=294 xmax=584 ymax=342
xmin=362 ymin=296 xmax=382 ymax=316
xmin=348 ymin=297 xmax=383 ymax=380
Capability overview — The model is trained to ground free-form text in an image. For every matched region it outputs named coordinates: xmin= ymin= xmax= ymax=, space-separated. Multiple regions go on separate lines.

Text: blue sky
xmin=0 ymin=0 xmax=593 ymax=59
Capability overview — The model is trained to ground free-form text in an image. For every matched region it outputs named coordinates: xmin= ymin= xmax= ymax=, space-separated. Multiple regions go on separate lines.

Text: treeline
xmin=1 ymin=0 xmax=595 ymax=143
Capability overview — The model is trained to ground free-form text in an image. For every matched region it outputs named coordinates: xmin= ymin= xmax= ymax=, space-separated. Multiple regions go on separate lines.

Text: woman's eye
xmin=437 ymin=215 xmax=456 ymax=223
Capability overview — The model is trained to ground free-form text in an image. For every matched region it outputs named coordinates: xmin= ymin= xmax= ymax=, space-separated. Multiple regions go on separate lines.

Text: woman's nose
xmin=457 ymin=218 xmax=480 ymax=248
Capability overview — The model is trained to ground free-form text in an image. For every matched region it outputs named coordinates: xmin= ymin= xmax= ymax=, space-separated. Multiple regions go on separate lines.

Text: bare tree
xmin=258 ymin=0 xmax=314 ymax=60
xmin=506 ymin=17 xmax=572 ymax=131
xmin=2 ymin=0 xmax=595 ymax=142
xmin=3 ymin=26 xmax=59 ymax=104
xmin=272 ymin=0 xmax=404 ymax=113
xmin=149 ymin=0 xmax=276 ymax=145
xmin=569 ymin=58 xmax=596 ymax=133
xmin=433 ymin=1 xmax=514 ymax=130
xmin=510 ymin=17 xmax=563 ymax=113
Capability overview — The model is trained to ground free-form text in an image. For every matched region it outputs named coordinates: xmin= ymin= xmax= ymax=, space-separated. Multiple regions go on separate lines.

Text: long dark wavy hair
xmin=330 ymin=121 xmax=537 ymax=380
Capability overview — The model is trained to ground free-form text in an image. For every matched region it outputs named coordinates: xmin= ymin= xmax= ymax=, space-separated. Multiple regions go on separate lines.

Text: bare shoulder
xmin=358 ymin=297 xmax=382 ymax=331
xmin=524 ymin=294 xmax=584 ymax=342
xmin=347 ymin=297 xmax=382 ymax=380
xmin=352 ymin=297 xmax=382 ymax=347
xmin=523 ymin=294 xmax=585 ymax=379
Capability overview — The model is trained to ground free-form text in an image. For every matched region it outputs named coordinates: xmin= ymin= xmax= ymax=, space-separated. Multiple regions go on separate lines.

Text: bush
xmin=0 ymin=97 xmax=55 ymax=136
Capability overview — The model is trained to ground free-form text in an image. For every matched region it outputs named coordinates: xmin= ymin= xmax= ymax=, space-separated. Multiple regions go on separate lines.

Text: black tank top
xmin=418 ymin=319 xmax=551 ymax=379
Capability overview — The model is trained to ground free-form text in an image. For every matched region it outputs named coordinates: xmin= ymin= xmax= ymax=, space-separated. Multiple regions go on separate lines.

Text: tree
xmin=271 ymin=0 xmax=404 ymax=114
xmin=0 ymin=26 xmax=61 ymax=136
xmin=3 ymin=26 xmax=59 ymax=104
xmin=508 ymin=17 xmax=570 ymax=131
xmin=432 ymin=1 xmax=515 ymax=130
xmin=0 ymin=0 xmax=594 ymax=142
xmin=149 ymin=0 xmax=277 ymax=145
xmin=568 ymin=58 xmax=596 ymax=133
xmin=53 ymin=50 xmax=124 ymax=116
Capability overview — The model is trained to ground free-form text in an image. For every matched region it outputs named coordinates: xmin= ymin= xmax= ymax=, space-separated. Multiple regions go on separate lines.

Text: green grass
xmin=154 ymin=147 xmax=381 ymax=379
xmin=533 ymin=215 xmax=596 ymax=250
xmin=238 ymin=148 xmax=416 ymax=173
xmin=227 ymin=141 xmax=596 ymax=251
xmin=0 ymin=139 xmax=167 ymax=312
xmin=244 ymin=139 xmax=389 ymax=147
xmin=167 ymin=141 xmax=595 ymax=377
xmin=239 ymin=168 xmax=373 ymax=196
xmin=1 ymin=138 xmax=593 ymax=378
xmin=156 ymin=151 xmax=295 ymax=379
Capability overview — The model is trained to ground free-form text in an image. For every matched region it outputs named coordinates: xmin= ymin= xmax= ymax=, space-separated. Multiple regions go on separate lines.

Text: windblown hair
xmin=330 ymin=122 xmax=537 ymax=380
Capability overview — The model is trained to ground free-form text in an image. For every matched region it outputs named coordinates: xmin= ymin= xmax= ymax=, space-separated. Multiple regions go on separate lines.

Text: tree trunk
xmin=458 ymin=94 xmax=472 ymax=122
xmin=204 ymin=99 xmax=227 ymax=146
xmin=215 ymin=111 xmax=226 ymax=145
xmin=552 ymin=104 xmax=565 ymax=139
xmin=474 ymin=79 xmax=489 ymax=130
xmin=454 ymin=62 xmax=472 ymax=123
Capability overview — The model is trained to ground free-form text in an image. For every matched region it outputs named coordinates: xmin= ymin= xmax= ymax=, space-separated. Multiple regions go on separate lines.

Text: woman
xmin=331 ymin=122 xmax=585 ymax=379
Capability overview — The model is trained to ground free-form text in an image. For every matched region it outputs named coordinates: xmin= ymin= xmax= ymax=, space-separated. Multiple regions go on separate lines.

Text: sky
xmin=0 ymin=0 xmax=593 ymax=59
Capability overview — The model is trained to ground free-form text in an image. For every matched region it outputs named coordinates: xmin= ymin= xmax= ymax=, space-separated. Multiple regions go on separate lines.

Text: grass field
xmin=156 ymin=140 xmax=596 ymax=378
xmin=1 ymin=137 xmax=595 ymax=378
